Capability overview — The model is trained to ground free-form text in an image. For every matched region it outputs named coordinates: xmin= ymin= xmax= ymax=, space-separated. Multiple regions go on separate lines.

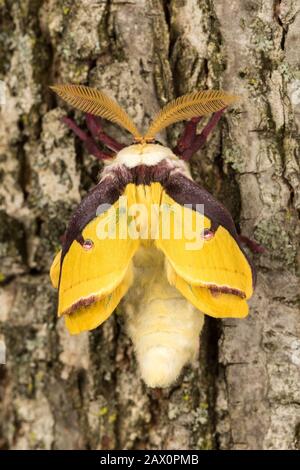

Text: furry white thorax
xmin=113 ymin=143 xmax=179 ymax=168
xmin=124 ymin=246 xmax=204 ymax=388
xmin=101 ymin=143 xmax=192 ymax=182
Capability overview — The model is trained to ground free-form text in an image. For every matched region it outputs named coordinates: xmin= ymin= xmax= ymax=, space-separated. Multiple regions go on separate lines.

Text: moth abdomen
xmin=124 ymin=246 xmax=204 ymax=388
xmin=129 ymin=300 xmax=204 ymax=388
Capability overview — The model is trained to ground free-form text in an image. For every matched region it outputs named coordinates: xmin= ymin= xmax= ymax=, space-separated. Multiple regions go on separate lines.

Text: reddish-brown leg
xmin=173 ymin=116 xmax=202 ymax=156
xmin=85 ymin=114 xmax=125 ymax=152
xmin=175 ymin=108 xmax=226 ymax=161
xmin=238 ymin=235 xmax=265 ymax=254
xmin=62 ymin=117 xmax=113 ymax=160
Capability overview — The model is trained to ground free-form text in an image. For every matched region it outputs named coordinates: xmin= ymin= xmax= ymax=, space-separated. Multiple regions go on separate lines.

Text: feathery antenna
xmin=144 ymin=90 xmax=239 ymax=141
xmin=50 ymin=84 xmax=142 ymax=140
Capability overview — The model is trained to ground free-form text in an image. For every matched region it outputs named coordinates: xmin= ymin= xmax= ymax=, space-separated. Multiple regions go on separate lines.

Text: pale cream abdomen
xmin=124 ymin=245 xmax=204 ymax=388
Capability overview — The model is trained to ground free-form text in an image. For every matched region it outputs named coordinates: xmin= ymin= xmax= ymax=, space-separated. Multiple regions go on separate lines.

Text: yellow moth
xmin=50 ymin=85 xmax=255 ymax=388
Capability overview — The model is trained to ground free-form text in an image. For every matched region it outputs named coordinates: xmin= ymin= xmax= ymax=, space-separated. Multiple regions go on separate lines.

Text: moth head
xmin=50 ymin=84 xmax=239 ymax=150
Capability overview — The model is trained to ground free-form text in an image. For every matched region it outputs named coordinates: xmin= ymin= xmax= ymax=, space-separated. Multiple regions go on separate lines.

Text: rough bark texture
xmin=0 ymin=0 xmax=299 ymax=450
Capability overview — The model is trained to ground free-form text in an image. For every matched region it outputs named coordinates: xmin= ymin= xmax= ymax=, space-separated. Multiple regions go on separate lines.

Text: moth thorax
xmin=115 ymin=143 xmax=177 ymax=168
xmin=124 ymin=246 xmax=205 ymax=388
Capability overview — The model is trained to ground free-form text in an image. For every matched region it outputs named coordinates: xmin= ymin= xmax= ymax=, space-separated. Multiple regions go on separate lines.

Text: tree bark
xmin=0 ymin=0 xmax=299 ymax=450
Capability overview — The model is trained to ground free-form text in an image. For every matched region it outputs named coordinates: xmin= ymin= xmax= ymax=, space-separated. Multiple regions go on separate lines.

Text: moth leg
xmin=85 ymin=114 xmax=126 ymax=152
xmin=62 ymin=116 xmax=113 ymax=160
xmin=173 ymin=116 xmax=202 ymax=157
xmin=179 ymin=108 xmax=226 ymax=161
xmin=238 ymin=234 xmax=265 ymax=254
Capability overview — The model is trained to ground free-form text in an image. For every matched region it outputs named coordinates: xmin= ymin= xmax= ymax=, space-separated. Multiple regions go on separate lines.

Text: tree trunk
xmin=0 ymin=0 xmax=299 ymax=450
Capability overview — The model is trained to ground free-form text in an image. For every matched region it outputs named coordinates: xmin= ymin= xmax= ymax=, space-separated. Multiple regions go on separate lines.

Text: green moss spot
xmin=199 ymin=402 xmax=208 ymax=409
xmin=29 ymin=432 xmax=37 ymax=446
xmin=99 ymin=406 xmax=108 ymax=416
xmin=198 ymin=436 xmax=213 ymax=450
xmin=108 ymin=413 xmax=117 ymax=424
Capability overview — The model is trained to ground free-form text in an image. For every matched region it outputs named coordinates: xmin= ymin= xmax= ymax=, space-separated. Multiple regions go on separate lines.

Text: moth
xmin=50 ymin=85 xmax=256 ymax=388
